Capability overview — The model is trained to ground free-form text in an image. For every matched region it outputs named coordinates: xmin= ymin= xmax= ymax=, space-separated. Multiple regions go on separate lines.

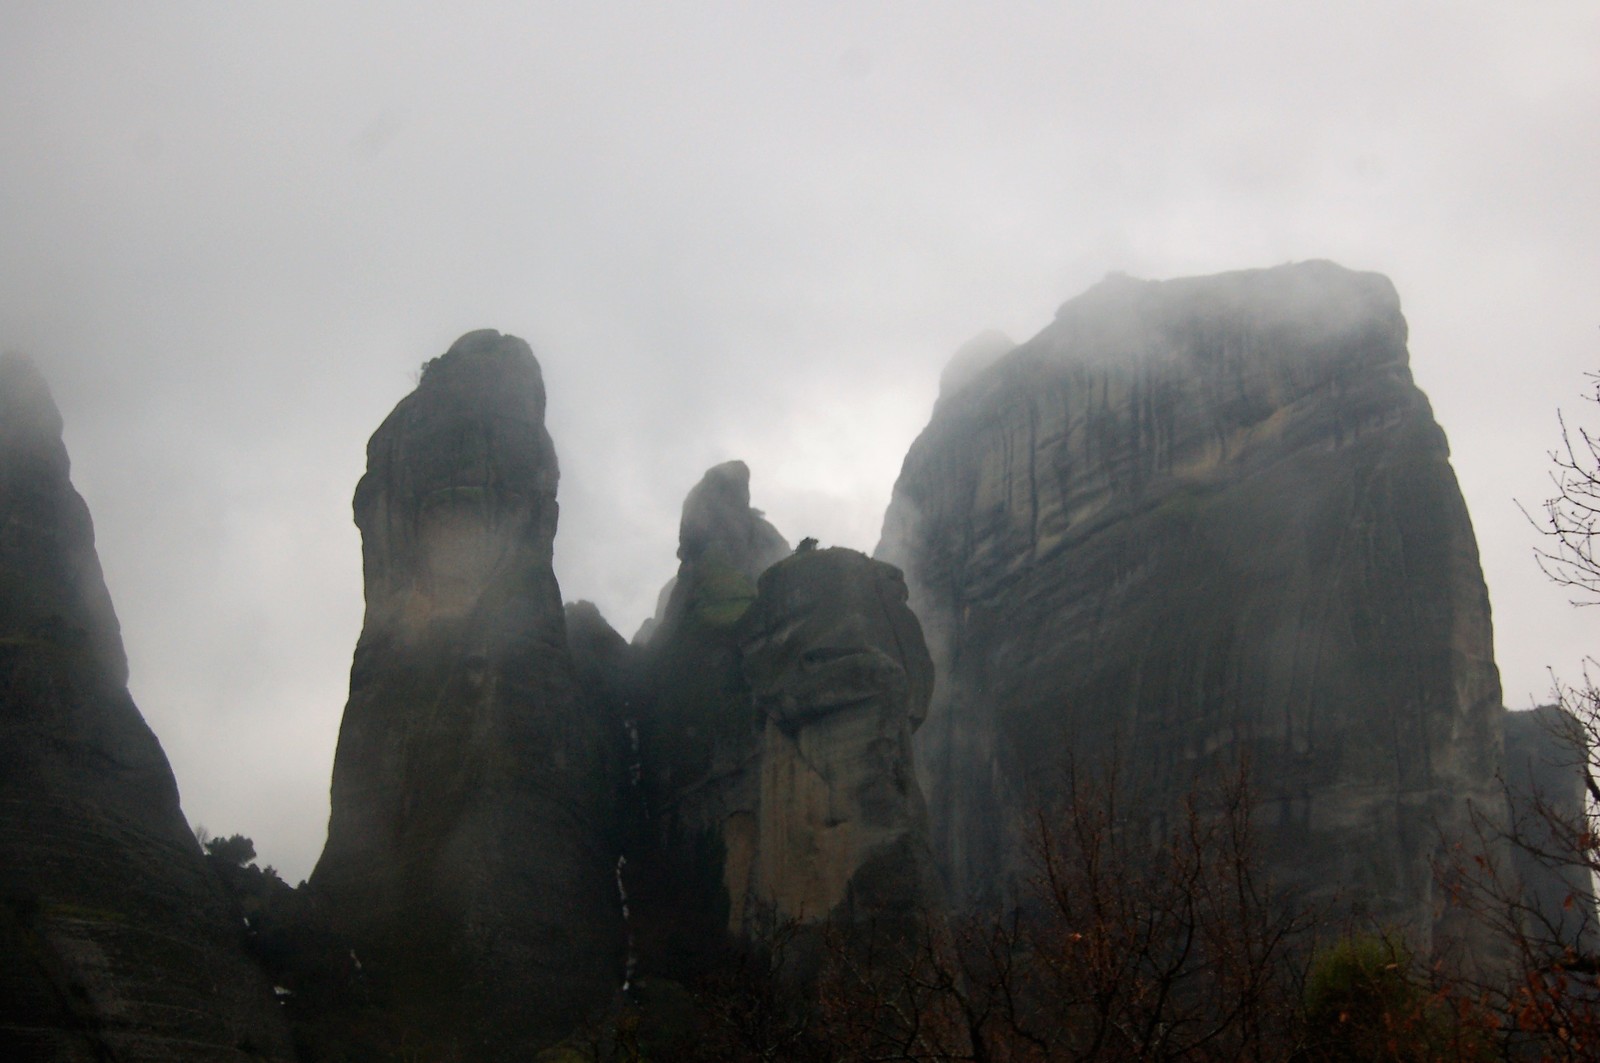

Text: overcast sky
xmin=4 ymin=2 xmax=1597 ymax=882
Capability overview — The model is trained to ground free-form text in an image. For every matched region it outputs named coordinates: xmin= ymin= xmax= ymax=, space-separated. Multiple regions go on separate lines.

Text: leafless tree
xmin=812 ymin=758 xmax=1312 ymax=1062
xmin=1424 ymin=372 xmax=1600 ymax=1059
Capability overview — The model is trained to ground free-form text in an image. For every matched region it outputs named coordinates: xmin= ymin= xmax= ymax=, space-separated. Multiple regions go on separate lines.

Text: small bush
xmin=204 ymin=833 xmax=256 ymax=868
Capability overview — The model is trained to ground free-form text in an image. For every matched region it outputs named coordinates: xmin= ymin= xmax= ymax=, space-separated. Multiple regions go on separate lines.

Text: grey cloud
xmin=3 ymin=2 xmax=1597 ymax=881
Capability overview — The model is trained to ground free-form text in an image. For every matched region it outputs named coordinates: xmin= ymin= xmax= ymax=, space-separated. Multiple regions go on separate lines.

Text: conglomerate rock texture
xmin=310 ymin=331 xmax=619 ymax=1058
xmin=877 ymin=262 xmax=1507 ymax=953
xmin=0 ymin=354 xmax=293 ymax=1061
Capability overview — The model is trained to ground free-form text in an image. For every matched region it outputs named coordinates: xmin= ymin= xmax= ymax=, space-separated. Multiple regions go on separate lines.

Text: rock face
xmin=311 ymin=331 xmax=619 ymax=1057
xmin=1503 ymin=706 xmax=1598 ymax=952
xmin=0 ymin=354 xmax=293 ymax=1061
xmin=678 ymin=460 xmax=790 ymax=583
xmin=629 ymin=466 xmax=777 ymax=977
xmin=635 ymin=460 xmax=789 ymax=646
xmin=878 ymin=262 xmax=1506 ymax=952
xmin=738 ymin=547 xmax=939 ymax=930
xmin=632 ymin=467 xmax=935 ymax=980
xmin=636 ymin=462 xmax=786 ymax=847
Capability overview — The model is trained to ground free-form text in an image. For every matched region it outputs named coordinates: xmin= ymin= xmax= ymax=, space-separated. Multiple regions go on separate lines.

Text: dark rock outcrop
xmin=635 ymin=460 xmax=789 ymax=647
xmin=0 ymin=354 xmax=293 ymax=1061
xmin=310 ymin=331 xmax=619 ymax=1058
xmin=567 ymin=598 xmax=643 ymax=770
xmin=635 ymin=464 xmax=780 ymax=850
xmin=1503 ymin=705 xmax=1598 ymax=953
xmin=878 ymin=262 xmax=1507 ymax=953
xmin=630 ymin=465 xmax=783 ymax=977
xmin=631 ymin=466 xmax=936 ymax=983
xmin=736 ymin=547 xmax=939 ymax=931
xmin=677 ymin=460 xmax=790 ymax=583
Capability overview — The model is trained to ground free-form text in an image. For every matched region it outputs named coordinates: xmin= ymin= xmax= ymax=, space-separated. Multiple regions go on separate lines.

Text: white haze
xmin=2 ymin=3 xmax=1597 ymax=882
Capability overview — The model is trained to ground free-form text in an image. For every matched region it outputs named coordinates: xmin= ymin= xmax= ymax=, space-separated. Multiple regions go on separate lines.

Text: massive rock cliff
xmin=310 ymin=331 xmax=619 ymax=1057
xmin=0 ymin=354 xmax=293 ymax=1061
xmin=878 ymin=262 xmax=1507 ymax=951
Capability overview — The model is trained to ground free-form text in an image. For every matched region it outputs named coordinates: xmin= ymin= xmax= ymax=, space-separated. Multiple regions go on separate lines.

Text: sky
xmin=3 ymin=2 xmax=1597 ymax=882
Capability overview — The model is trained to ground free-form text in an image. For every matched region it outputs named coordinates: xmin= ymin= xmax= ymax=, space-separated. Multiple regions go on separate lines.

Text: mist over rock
xmin=738 ymin=547 xmax=939 ymax=931
xmin=1503 ymin=706 xmax=1598 ymax=951
xmin=635 ymin=460 xmax=790 ymax=646
xmin=878 ymin=261 xmax=1508 ymax=953
xmin=627 ymin=463 xmax=783 ymax=977
xmin=628 ymin=466 xmax=937 ymax=984
xmin=4 ymin=268 xmax=1567 ymax=1050
xmin=310 ymin=331 xmax=619 ymax=1057
xmin=938 ymin=328 xmax=1016 ymax=406
xmin=0 ymin=354 xmax=293 ymax=1061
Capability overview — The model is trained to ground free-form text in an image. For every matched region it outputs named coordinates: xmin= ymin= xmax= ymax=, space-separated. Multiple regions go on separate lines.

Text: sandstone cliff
xmin=311 ymin=331 xmax=619 ymax=1057
xmin=631 ymin=467 xmax=937 ymax=984
xmin=630 ymin=463 xmax=786 ymax=976
xmin=878 ymin=262 xmax=1507 ymax=953
xmin=0 ymin=354 xmax=293 ymax=1061
xmin=738 ymin=546 xmax=939 ymax=932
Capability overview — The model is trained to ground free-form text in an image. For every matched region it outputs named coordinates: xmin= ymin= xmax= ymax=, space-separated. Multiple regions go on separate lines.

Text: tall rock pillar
xmin=312 ymin=330 xmax=618 ymax=1057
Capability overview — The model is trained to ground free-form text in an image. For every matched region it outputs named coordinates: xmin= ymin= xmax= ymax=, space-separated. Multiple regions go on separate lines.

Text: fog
xmin=3 ymin=3 xmax=1597 ymax=882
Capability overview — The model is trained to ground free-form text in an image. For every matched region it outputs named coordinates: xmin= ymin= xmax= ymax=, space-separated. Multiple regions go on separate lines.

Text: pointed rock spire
xmin=312 ymin=331 xmax=619 ymax=1058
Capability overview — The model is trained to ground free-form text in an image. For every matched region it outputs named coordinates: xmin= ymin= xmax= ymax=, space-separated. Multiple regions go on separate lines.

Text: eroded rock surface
xmin=311 ymin=331 xmax=618 ymax=1057
xmin=631 ymin=464 xmax=781 ymax=976
xmin=636 ymin=460 xmax=789 ymax=646
xmin=631 ymin=467 xmax=936 ymax=982
xmin=0 ymin=354 xmax=293 ymax=1061
xmin=878 ymin=262 xmax=1507 ymax=952
xmin=738 ymin=547 xmax=938 ymax=930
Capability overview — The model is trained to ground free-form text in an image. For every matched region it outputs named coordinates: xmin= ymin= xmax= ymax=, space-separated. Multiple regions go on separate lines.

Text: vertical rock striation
xmin=878 ymin=262 xmax=1507 ymax=953
xmin=0 ymin=354 xmax=293 ymax=1061
xmin=311 ymin=330 xmax=618 ymax=1057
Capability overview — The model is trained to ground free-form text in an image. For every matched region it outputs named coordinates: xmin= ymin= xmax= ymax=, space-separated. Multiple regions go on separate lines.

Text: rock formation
xmin=1503 ymin=705 xmax=1598 ymax=952
xmin=630 ymin=466 xmax=936 ymax=983
xmin=2 ymin=266 xmax=1551 ymax=1048
xmin=738 ymin=547 xmax=939 ymax=931
xmin=630 ymin=463 xmax=787 ymax=976
xmin=637 ymin=462 xmax=790 ymax=806
xmin=310 ymin=330 xmax=619 ymax=1057
xmin=635 ymin=460 xmax=789 ymax=646
xmin=0 ymin=354 xmax=293 ymax=1061
xmin=878 ymin=262 xmax=1507 ymax=953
